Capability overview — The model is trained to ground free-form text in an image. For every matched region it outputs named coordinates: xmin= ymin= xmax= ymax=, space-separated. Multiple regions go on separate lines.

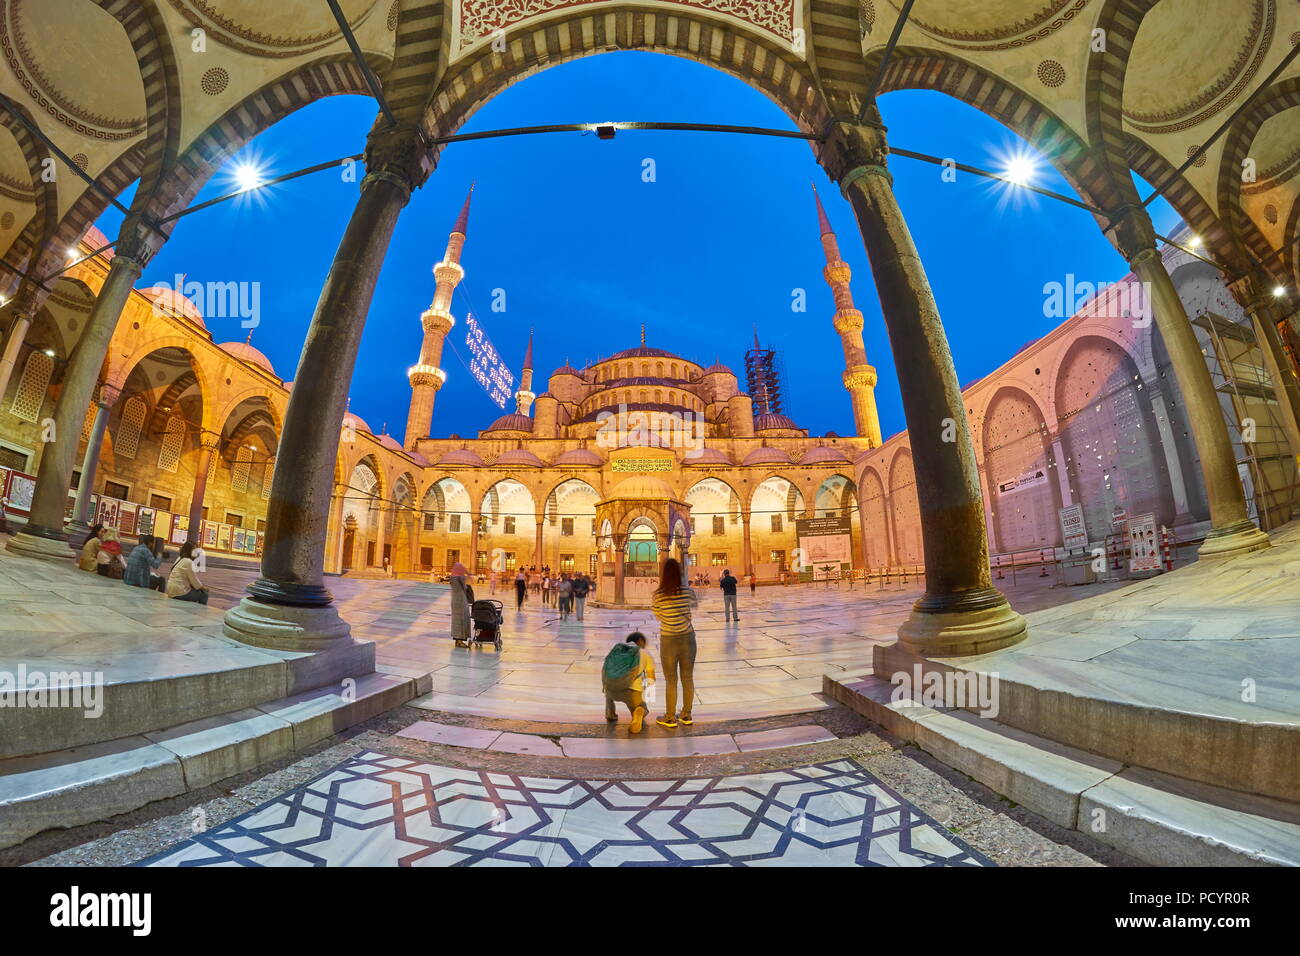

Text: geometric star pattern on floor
xmin=137 ymin=753 xmax=992 ymax=867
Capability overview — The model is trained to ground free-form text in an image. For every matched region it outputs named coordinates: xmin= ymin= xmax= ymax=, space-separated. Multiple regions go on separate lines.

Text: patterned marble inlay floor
xmin=138 ymin=751 xmax=992 ymax=867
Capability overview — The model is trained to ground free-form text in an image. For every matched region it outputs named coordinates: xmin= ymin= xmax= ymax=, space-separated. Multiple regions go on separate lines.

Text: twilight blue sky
xmin=96 ymin=51 xmax=1182 ymax=441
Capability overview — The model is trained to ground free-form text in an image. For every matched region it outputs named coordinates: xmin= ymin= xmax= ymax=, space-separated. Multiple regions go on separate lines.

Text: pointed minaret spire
xmin=515 ymin=329 xmax=536 ymax=416
xmin=404 ymin=186 xmax=474 ymax=449
xmin=811 ymin=183 xmax=881 ymax=446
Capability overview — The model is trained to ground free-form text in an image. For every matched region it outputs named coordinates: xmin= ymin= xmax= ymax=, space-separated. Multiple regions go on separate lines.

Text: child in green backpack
xmin=602 ymin=632 xmax=656 ymax=733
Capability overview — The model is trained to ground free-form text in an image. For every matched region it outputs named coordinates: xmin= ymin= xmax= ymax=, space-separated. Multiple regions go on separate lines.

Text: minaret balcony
xmin=408 ymin=364 xmax=446 ymax=388
xmin=420 ymin=308 xmax=454 ymax=334
xmin=843 ymin=364 xmax=877 ymax=390
xmin=433 ymin=261 xmax=465 ymax=283
xmin=824 ymin=262 xmax=852 ymax=284
xmin=833 ymin=308 xmax=864 ymax=334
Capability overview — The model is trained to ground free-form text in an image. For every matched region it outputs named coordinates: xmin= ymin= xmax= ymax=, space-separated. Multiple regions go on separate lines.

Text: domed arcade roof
xmin=437 ymin=447 xmax=485 ymax=467
xmin=754 ymin=413 xmax=800 ymax=431
xmin=495 ymin=448 xmax=548 ymax=467
xmin=219 ymin=341 xmax=276 ymax=376
xmin=554 ymin=447 xmax=603 ymax=467
xmin=483 ymin=412 xmax=534 ymax=433
xmin=742 ymin=446 xmax=793 ymax=466
xmin=683 ymin=447 xmax=735 ymax=466
xmin=799 ymin=445 xmax=851 ymax=464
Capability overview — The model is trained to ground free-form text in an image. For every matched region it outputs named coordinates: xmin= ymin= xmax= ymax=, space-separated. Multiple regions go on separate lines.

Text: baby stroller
xmin=464 ymin=598 xmax=504 ymax=650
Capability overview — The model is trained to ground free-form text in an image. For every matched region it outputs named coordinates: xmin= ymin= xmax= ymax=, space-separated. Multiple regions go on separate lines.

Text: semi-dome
xmin=754 ymin=412 xmax=800 ymax=431
xmin=800 ymin=445 xmax=850 ymax=464
xmin=483 ymin=412 xmax=534 ymax=433
xmin=437 ymin=447 xmax=485 ymax=467
xmin=682 ymin=447 xmax=735 ymax=466
xmin=553 ymin=447 xmax=603 ymax=467
xmin=608 ymin=474 xmax=675 ymax=499
xmin=219 ymin=341 xmax=276 ymax=375
xmin=742 ymin=446 xmax=793 ymax=466
xmin=495 ymin=448 xmax=548 ymax=467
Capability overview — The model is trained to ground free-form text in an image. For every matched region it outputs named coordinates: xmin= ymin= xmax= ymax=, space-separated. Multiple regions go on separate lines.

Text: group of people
xmin=511 ymin=567 xmax=594 ymax=620
xmin=77 ymin=524 xmax=210 ymax=604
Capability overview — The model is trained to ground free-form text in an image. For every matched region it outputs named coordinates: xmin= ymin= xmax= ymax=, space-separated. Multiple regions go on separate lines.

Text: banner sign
xmin=465 ymin=313 xmax=515 ymax=409
xmin=1128 ymin=512 xmax=1161 ymax=572
xmin=1058 ymin=503 xmax=1088 ymax=551
xmin=997 ymin=467 xmax=1049 ymax=496
xmin=795 ymin=515 xmax=853 ymax=580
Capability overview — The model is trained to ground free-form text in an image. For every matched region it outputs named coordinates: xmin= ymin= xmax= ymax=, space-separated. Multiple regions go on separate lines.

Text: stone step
xmin=0 ymin=671 xmax=415 ymax=850
xmin=825 ymin=673 xmax=1300 ymax=866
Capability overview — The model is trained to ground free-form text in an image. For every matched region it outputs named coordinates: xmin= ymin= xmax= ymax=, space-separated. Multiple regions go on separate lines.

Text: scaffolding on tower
xmin=745 ymin=329 xmax=785 ymax=416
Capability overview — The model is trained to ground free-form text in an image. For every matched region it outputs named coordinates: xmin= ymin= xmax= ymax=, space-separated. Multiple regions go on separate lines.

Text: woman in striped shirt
xmin=651 ymin=557 xmax=698 ymax=728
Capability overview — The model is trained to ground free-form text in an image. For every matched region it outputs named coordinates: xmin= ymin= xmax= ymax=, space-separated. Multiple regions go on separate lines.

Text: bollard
xmin=1039 ymin=548 xmax=1049 ymax=577
xmin=995 ymin=554 xmax=1004 ymax=580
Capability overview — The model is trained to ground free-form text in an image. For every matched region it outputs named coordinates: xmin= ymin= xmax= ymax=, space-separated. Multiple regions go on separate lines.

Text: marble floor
xmin=138 ymin=750 xmax=992 ymax=867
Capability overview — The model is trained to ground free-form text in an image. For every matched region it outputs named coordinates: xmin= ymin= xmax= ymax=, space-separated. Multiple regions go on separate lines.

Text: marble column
xmin=613 ymin=533 xmax=627 ymax=604
xmin=0 ymin=309 xmax=34 ymax=407
xmin=186 ymin=434 xmax=219 ymax=545
xmin=1229 ymin=272 xmax=1300 ymax=456
xmin=324 ymin=484 xmax=347 ymax=574
xmin=8 ymin=216 xmax=158 ymax=560
xmin=533 ymin=517 xmax=543 ymax=568
xmin=1108 ymin=206 xmax=1269 ymax=557
xmin=468 ymin=510 xmax=480 ymax=573
xmin=817 ymin=112 xmax=1025 ymax=655
xmin=741 ymin=511 xmax=753 ymax=577
xmin=223 ymin=123 xmax=433 ymax=653
xmin=374 ymin=500 xmax=387 ymax=568
xmin=67 ymin=382 xmax=122 ymax=542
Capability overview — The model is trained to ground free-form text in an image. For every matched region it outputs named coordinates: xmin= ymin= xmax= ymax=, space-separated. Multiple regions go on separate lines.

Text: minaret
xmin=515 ymin=328 xmax=535 ymax=415
xmin=814 ymin=184 xmax=882 ymax=446
xmin=405 ymin=184 xmax=473 ymax=448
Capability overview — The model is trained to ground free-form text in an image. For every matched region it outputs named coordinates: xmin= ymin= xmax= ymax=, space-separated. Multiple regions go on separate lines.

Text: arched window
xmin=654 ymin=389 xmax=662 ymax=403
xmin=231 ymin=446 xmax=253 ymax=493
xmin=641 ymin=362 xmax=649 ymax=376
xmin=656 ymin=361 xmax=663 ymax=376
xmin=9 ymin=350 xmax=53 ymax=423
xmin=639 ymin=389 xmax=647 ymax=403
xmin=157 ymin=416 xmax=185 ymax=473
xmin=671 ymin=363 xmax=678 ymax=378
xmin=114 ymin=396 xmax=146 ymax=460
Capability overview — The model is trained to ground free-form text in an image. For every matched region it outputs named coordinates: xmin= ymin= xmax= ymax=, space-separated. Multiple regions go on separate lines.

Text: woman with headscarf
xmin=449 ymin=561 xmax=473 ymax=644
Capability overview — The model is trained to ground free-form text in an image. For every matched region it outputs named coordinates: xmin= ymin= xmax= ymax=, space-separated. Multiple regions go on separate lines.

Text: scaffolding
xmin=1192 ymin=309 xmax=1299 ymax=531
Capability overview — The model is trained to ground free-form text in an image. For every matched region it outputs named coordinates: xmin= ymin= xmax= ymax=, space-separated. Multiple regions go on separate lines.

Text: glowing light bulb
xmin=1273 ymin=285 xmax=1287 ymax=298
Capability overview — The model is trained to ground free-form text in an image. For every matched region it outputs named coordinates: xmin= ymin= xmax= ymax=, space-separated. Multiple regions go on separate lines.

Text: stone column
xmin=1229 ymin=272 xmax=1300 ymax=455
xmin=1148 ymin=392 xmax=1195 ymax=525
xmin=613 ymin=533 xmax=627 ymax=604
xmin=1108 ymin=206 xmax=1269 ymax=557
xmin=374 ymin=500 xmax=387 ymax=567
xmin=186 ymin=434 xmax=219 ymax=545
xmin=741 ymin=511 xmax=753 ymax=576
xmin=0 ymin=309 xmax=34 ymax=407
xmin=8 ymin=216 xmax=159 ymax=560
xmin=817 ymin=112 xmax=1025 ymax=655
xmin=224 ymin=123 xmax=432 ymax=657
xmin=67 ymin=382 xmax=121 ymax=541
xmin=324 ymin=483 xmax=347 ymax=574
xmin=1049 ymin=437 xmax=1073 ymax=507
xmin=534 ymin=517 xmax=543 ymax=568
xmin=468 ymin=509 xmax=480 ymax=572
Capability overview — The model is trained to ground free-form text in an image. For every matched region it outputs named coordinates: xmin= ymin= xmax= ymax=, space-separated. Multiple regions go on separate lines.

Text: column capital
xmin=362 ymin=122 xmax=434 ymax=201
xmin=198 ymin=433 xmax=221 ymax=451
xmin=817 ymin=114 xmax=891 ymax=190
xmin=94 ymin=382 xmax=122 ymax=408
xmin=114 ymin=212 xmax=165 ymax=268
xmin=1225 ymin=269 xmax=1282 ymax=316
xmin=1103 ymin=203 xmax=1158 ymax=264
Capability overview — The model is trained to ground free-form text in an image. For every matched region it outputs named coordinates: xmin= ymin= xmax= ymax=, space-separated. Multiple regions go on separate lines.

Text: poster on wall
xmin=202 ymin=521 xmax=218 ymax=548
xmin=255 ymin=531 xmax=265 ymax=556
xmin=119 ymin=502 xmax=138 ymax=537
xmin=997 ymin=467 xmax=1050 ymax=496
xmin=1128 ymin=513 xmax=1161 ymax=572
xmin=244 ymin=532 xmax=258 ymax=554
xmin=137 ymin=508 xmax=155 ymax=536
xmin=96 ymin=497 xmax=121 ymax=530
xmin=1058 ymin=504 xmax=1088 ymax=551
xmin=169 ymin=514 xmax=187 ymax=545
xmin=8 ymin=473 xmax=35 ymax=514
xmin=233 ymin=529 xmax=247 ymax=552
xmin=217 ymin=524 xmax=232 ymax=552
xmin=154 ymin=511 xmax=172 ymax=545
xmin=795 ymin=515 xmax=853 ymax=580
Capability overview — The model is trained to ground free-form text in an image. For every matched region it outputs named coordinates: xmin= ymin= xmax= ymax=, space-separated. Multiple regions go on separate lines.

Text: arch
xmin=749 ymin=474 xmax=804 ymax=521
xmin=425 ymin=9 xmax=829 ymax=146
xmin=981 ymin=386 xmax=1062 ymax=552
xmin=0 ymin=96 xmax=58 ymax=276
xmin=857 ymin=464 xmax=891 ymax=567
xmin=1084 ymin=0 xmax=1160 ymax=204
xmin=888 ymin=447 xmax=922 ymax=565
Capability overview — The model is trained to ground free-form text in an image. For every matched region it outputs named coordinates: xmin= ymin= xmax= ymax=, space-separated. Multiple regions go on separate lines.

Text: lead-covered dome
xmin=219 ymin=341 xmax=276 ymax=376
xmin=742 ymin=446 xmax=793 ymax=466
xmin=437 ymin=447 xmax=485 ymax=467
xmin=483 ymin=412 xmax=533 ymax=434
xmin=494 ymin=448 xmax=548 ymax=467
xmin=799 ymin=445 xmax=851 ymax=464
xmin=554 ymin=447 xmax=603 ymax=467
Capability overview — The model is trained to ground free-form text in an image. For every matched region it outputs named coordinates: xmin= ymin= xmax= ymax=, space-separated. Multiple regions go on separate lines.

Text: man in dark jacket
xmin=720 ymin=568 xmax=739 ymax=622
xmin=124 ymin=535 xmax=165 ymax=591
xmin=572 ymin=573 xmax=591 ymax=621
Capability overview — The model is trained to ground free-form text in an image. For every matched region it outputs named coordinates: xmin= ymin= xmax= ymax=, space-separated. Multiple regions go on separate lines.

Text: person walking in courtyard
xmin=601 ymin=632 xmax=655 ymax=734
xmin=124 ymin=534 xmax=165 ymax=591
xmin=514 ymin=568 xmax=527 ymax=609
xmin=449 ymin=561 xmax=472 ymax=644
xmin=651 ymin=557 xmax=697 ymax=729
xmin=573 ymin=572 xmax=590 ymax=620
xmin=749 ymin=571 xmax=756 ymax=596
xmin=557 ymin=572 xmax=573 ymax=620
xmin=167 ymin=541 xmax=209 ymax=604
xmin=720 ymin=567 xmax=739 ymax=622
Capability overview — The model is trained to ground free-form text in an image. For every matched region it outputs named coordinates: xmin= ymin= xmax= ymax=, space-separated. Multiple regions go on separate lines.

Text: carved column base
xmin=6 ymin=527 xmax=74 ymax=561
xmin=1197 ymin=520 xmax=1271 ymax=558
xmin=897 ymin=595 xmax=1028 ymax=657
xmin=223 ymin=597 xmax=375 ymax=695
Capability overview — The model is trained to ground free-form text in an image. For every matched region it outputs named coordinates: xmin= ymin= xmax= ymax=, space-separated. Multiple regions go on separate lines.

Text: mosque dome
xmin=553 ymin=447 xmax=604 ymax=467
xmin=483 ymin=412 xmax=534 ymax=434
xmin=552 ymin=364 xmax=583 ymax=377
xmin=702 ymin=362 xmax=734 ymax=376
xmin=682 ymin=447 xmax=735 ymax=466
xmin=437 ymin=447 xmax=484 ymax=467
xmin=494 ymin=448 xmax=548 ymax=467
xmin=219 ymin=341 xmax=276 ymax=376
xmin=377 ymin=434 xmax=404 ymax=452
xmin=141 ymin=286 xmax=205 ymax=328
xmin=343 ymin=411 xmax=372 ymax=435
xmin=609 ymin=345 xmax=680 ymax=361
xmin=799 ymin=445 xmax=851 ymax=464
xmin=754 ymin=413 xmax=800 ymax=432
xmin=742 ymin=446 xmax=793 ymax=466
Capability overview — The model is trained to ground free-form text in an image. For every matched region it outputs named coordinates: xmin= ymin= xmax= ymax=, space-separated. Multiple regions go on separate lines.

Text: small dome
xmin=483 ymin=412 xmax=534 ymax=433
xmin=437 ymin=447 xmax=484 ymax=467
xmin=219 ymin=341 xmax=276 ymax=376
xmin=494 ymin=448 xmax=548 ymax=467
xmin=377 ymin=434 xmax=404 ymax=452
xmin=554 ymin=447 xmax=603 ymax=467
xmin=343 ymin=411 xmax=372 ymax=435
xmin=742 ymin=446 xmax=793 ymax=466
xmin=702 ymin=363 xmax=733 ymax=376
xmin=141 ymin=287 xmax=205 ymax=328
xmin=81 ymin=225 xmax=114 ymax=261
xmin=609 ymin=345 xmax=681 ymax=360
xmin=406 ymin=451 xmax=432 ymax=467
xmin=552 ymin=365 xmax=583 ymax=378
xmin=754 ymin=413 xmax=800 ymax=431
xmin=608 ymin=474 xmax=674 ymax=499
xmin=682 ymin=447 xmax=735 ymax=466
xmin=800 ymin=445 xmax=850 ymax=464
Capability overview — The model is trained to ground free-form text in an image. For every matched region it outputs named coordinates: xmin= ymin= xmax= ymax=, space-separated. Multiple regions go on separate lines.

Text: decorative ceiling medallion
xmin=457 ymin=0 xmax=797 ymax=51
xmin=165 ymin=0 xmax=380 ymax=59
xmin=1123 ymin=0 xmax=1274 ymax=135
xmin=0 ymin=0 xmax=144 ymax=141
xmin=1 ymin=211 xmax=14 ymax=229
xmin=1263 ymin=204 xmax=1278 ymax=224
xmin=70 ymin=152 xmax=88 ymax=169
xmin=1186 ymin=144 xmax=1207 ymax=168
xmin=883 ymin=0 xmax=1087 ymax=51
xmin=200 ymin=67 xmax=230 ymax=96
xmin=1036 ymin=59 xmax=1065 ymax=87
